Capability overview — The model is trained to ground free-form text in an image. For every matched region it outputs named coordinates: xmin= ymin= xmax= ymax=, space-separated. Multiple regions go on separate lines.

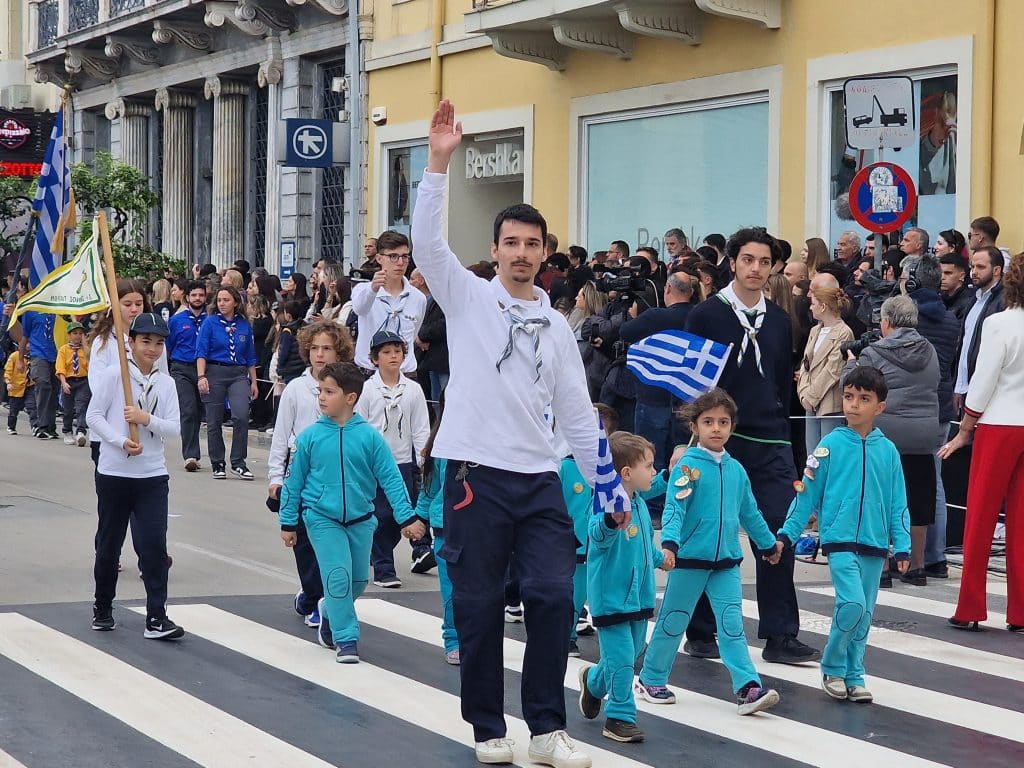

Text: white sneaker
xmin=62 ymin=434 xmax=76 ymax=445
xmin=474 ymin=737 xmax=514 ymax=765
xmin=504 ymin=604 xmax=524 ymax=623
xmin=822 ymin=675 xmax=848 ymax=700
xmin=528 ymin=730 xmax=592 ymax=768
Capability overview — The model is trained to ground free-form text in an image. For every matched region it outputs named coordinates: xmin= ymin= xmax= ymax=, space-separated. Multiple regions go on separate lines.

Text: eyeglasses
xmin=382 ymin=253 xmax=411 ymax=263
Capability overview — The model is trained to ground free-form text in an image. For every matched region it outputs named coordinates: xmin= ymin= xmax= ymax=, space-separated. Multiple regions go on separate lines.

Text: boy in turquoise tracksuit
xmin=416 ymin=446 xmax=458 ymax=665
xmin=577 ymin=432 xmax=669 ymax=744
xmin=777 ymin=365 xmax=910 ymax=704
xmin=562 ymin=404 xmax=618 ymax=656
xmin=637 ymin=388 xmax=782 ymax=716
xmin=280 ymin=362 xmax=426 ymax=664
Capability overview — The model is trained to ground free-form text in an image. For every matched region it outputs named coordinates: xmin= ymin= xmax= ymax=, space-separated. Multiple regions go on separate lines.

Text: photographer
xmin=843 ymin=295 xmax=943 ymax=587
xmin=855 ymin=247 xmax=903 ymax=329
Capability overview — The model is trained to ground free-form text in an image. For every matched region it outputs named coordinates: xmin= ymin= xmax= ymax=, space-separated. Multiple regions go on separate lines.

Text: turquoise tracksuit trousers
xmin=570 ymin=563 xmax=587 ymax=643
xmin=587 ymin=620 xmax=648 ymax=723
xmin=822 ymin=551 xmax=885 ymax=686
xmin=433 ymin=534 xmax=458 ymax=653
xmin=641 ymin=567 xmax=760 ymax=694
xmin=304 ymin=511 xmax=376 ymax=644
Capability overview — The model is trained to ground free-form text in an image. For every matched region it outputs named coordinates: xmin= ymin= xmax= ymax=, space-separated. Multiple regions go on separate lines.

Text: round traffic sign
xmin=848 ymin=161 xmax=917 ymax=234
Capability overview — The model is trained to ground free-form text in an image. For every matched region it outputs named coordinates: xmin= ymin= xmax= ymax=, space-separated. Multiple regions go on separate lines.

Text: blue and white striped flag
xmin=626 ymin=330 xmax=732 ymax=403
xmin=29 ymin=109 xmax=73 ymax=286
xmin=592 ymin=414 xmax=631 ymax=518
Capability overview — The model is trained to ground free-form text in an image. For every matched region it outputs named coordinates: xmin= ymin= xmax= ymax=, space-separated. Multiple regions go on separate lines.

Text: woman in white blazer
xmin=796 ymin=286 xmax=854 ymax=452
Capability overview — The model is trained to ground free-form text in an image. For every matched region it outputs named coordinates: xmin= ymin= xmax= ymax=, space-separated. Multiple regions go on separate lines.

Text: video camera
xmin=594 ymin=265 xmax=648 ymax=297
xmin=840 ymin=329 xmax=882 ymax=357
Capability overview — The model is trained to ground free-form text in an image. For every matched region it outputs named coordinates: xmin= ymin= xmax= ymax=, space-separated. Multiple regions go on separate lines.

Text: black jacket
xmin=943 ymin=283 xmax=975 ymax=323
xmin=909 ymin=288 xmax=959 ymax=424
xmin=955 ymin=281 xmax=1005 ymax=388
xmin=686 ymin=294 xmax=793 ymax=441
xmin=416 ymin=296 xmax=449 ymax=374
xmin=619 ymin=302 xmax=692 ymax=406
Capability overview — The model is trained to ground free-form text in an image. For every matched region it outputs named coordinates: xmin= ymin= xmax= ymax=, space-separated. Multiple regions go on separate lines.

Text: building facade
xmin=365 ymin=0 xmax=1023 ymax=258
xmin=23 ymin=0 xmax=363 ymax=274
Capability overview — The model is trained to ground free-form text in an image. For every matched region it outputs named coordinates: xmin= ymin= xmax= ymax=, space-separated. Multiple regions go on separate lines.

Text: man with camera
xmin=843 ymin=295 xmax=943 ymax=586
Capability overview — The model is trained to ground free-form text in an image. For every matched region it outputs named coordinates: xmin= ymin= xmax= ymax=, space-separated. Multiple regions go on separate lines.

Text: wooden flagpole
xmin=95 ymin=210 xmax=138 ymax=444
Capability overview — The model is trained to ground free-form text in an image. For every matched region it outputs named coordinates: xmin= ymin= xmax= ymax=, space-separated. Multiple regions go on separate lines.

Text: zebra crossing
xmin=0 ymin=580 xmax=1022 ymax=768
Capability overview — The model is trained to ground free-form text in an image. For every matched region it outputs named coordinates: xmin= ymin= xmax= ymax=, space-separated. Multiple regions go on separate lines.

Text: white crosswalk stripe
xmin=0 ymin=583 xmax=1021 ymax=768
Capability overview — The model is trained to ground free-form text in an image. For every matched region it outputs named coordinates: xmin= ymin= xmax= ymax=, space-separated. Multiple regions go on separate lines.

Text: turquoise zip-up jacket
xmin=778 ymin=426 xmax=911 ymax=560
xmin=561 ymin=456 xmax=592 ymax=562
xmin=415 ymin=458 xmax=448 ymax=531
xmin=586 ymin=475 xmax=667 ymax=628
xmin=279 ymin=414 xmax=419 ymax=531
xmin=660 ymin=447 xmax=777 ymax=569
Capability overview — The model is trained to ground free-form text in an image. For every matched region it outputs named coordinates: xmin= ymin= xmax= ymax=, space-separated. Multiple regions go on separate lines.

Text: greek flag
xmin=29 ymin=109 xmax=74 ymax=286
xmin=626 ymin=330 xmax=732 ymax=403
xmin=592 ymin=414 xmax=631 ymax=517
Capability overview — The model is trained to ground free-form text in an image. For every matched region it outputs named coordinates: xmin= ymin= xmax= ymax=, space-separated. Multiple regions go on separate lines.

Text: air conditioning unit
xmin=1 ymin=85 xmax=33 ymax=109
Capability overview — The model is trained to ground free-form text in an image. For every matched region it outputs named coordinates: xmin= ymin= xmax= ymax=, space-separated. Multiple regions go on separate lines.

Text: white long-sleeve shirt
xmin=410 ymin=171 xmax=599 ymax=482
xmin=351 ymin=278 xmax=426 ymax=373
xmin=86 ymin=364 xmax=180 ymax=478
xmin=355 ymin=371 xmax=430 ymax=467
xmin=87 ymin=331 xmax=169 ymax=442
xmin=964 ymin=307 xmax=1024 ymax=426
xmin=267 ymin=370 xmax=322 ymax=486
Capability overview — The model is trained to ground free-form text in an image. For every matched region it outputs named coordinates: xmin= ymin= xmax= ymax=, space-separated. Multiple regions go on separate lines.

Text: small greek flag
xmin=592 ymin=414 xmax=631 ymax=517
xmin=626 ymin=330 xmax=732 ymax=403
xmin=29 ymin=109 xmax=75 ymax=286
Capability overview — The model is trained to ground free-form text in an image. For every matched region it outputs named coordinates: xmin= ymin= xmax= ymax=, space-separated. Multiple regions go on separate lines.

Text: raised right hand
xmin=426 ymin=99 xmax=463 ymax=172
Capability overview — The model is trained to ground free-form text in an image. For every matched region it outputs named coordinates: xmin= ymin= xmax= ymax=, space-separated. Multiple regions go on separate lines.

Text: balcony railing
xmin=111 ymin=0 xmax=146 ymax=17
xmin=36 ymin=0 xmax=59 ymax=47
xmin=68 ymin=0 xmax=100 ymax=32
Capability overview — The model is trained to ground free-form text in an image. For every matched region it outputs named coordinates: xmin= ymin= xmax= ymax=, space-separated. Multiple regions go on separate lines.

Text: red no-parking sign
xmin=848 ymin=162 xmax=917 ymax=234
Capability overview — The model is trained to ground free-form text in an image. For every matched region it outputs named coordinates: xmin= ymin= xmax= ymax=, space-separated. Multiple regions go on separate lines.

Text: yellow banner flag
xmin=12 ymin=229 xmax=110 ymax=323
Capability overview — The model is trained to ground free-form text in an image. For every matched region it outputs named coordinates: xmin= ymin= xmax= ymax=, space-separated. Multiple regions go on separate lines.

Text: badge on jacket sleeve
xmin=573 ymin=482 xmax=584 ymax=494
xmin=813 ymin=446 xmax=830 ymax=458
xmin=676 ymin=488 xmax=693 ymax=500
xmin=803 ymin=468 xmax=816 ymax=481
xmin=793 ymin=480 xmax=806 ymax=494
xmin=690 ymin=468 xmax=701 ymax=480
xmin=626 ymin=524 xmax=639 ymax=539
xmin=806 ymin=455 xmax=820 ymax=470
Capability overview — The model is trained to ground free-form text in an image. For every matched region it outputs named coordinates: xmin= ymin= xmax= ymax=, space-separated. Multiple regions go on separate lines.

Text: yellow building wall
xmin=368 ymin=0 xmax=1023 ymax=251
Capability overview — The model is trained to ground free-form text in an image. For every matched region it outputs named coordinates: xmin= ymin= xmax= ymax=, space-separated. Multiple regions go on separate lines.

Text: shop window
xmin=386 ymin=143 xmax=427 ymax=238
xmin=826 ymin=73 xmax=957 ymax=250
xmin=584 ymin=99 xmax=769 ymax=255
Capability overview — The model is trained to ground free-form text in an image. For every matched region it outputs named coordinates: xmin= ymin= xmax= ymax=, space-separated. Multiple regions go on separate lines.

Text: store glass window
xmin=584 ymin=99 xmax=769 ymax=254
xmin=827 ymin=72 xmax=957 ymax=251
xmin=387 ymin=143 xmax=428 ymax=238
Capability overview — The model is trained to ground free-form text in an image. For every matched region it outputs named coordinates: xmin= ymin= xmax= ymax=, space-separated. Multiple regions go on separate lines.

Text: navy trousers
xmin=293 ymin=518 xmax=323 ymax=611
xmin=370 ymin=462 xmax=431 ymax=580
xmin=440 ymin=462 xmax=575 ymax=742
xmin=727 ymin=436 xmax=800 ymax=640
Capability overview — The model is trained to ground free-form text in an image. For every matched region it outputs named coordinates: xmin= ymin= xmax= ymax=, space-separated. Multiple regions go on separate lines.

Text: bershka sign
xmin=0 ymin=117 xmax=31 ymax=150
xmin=465 ymin=142 xmax=523 ymax=180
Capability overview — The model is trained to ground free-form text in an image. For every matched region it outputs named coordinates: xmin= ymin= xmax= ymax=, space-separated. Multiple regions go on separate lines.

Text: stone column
xmin=155 ymin=88 xmax=196 ymax=265
xmin=204 ymin=76 xmax=248 ymax=268
xmin=259 ymin=55 xmax=283 ymax=274
xmin=105 ymin=97 xmax=150 ymax=174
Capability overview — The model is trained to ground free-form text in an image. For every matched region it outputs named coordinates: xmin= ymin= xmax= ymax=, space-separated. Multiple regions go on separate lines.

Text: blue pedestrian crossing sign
xmin=284 ymin=119 xmax=333 ymax=168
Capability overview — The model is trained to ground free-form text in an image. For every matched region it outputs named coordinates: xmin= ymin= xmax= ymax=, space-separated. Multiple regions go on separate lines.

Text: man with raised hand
xmin=411 ymin=100 xmax=599 ymax=768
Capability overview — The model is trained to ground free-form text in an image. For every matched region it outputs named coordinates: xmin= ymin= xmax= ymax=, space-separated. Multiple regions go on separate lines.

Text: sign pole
xmin=875 ymin=141 xmax=884 ymax=271
xmin=95 ymin=210 xmax=138 ymax=445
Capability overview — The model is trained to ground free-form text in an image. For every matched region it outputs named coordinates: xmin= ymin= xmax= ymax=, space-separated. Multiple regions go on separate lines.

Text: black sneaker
xmin=576 ymin=607 xmax=595 ymax=636
xmin=317 ymin=599 xmax=333 ymax=649
xmin=144 ymin=616 xmax=185 ymax=640
xmin=880 ymin=572 xmax=894 ymax=589
xmin=212 ymin=462 xmax=227 ymax=479
xmin=231 ymin=463 xmax=254 ymax=481
xmin=900 ymin=568 xmax=927 ymax=586
xmin=602 ymin=718 xmax=644 ymax=743
xmin=411 ymin=548 xmax=437 ymax=574
xmin=373 ymin=575 xmax=402 ymax=588
xmin=924 ymin=561 xmax=949 ymax=579
xmin=577 ymin=666 xmax=601 ymax=719
xmin=762 ymin=636 xmax=821 ymax=664
xmin=568 ymin=640 xmax=581 ymax=658
xmin=684 ymin=639 xmax=720 ymax=659
xmin=92 ymin=606 xmax=115 ymax=631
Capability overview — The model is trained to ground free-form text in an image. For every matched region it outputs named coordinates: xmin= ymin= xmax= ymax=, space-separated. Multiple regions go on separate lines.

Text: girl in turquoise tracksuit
xmin=280 ymin=382 xmax=421 ymax=659
xmin=578 ymin=432 xmax=667 ymax=743
xmin=778 ymin=421 xmax=910 ymax=702
xmin=637 ymin=389 xmax=782 ymax=715
xmin=416 ymin=451 xmax=458 ymax=664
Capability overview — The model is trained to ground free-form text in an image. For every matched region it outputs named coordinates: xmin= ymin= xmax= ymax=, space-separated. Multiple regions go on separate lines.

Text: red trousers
xmin=954 ymin=424 xmax=1024 ymax=625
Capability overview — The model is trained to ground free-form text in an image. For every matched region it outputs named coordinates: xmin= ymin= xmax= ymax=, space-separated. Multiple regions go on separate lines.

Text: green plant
xmin=72 ymin=152 xmax=183 ymax=279
xmin=0 ymin=174 xmax=34 ymax=266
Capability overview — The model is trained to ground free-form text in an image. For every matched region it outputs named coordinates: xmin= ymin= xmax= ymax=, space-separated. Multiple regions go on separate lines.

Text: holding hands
xmin=402 ymin=520 xmax=427 ymax=541
xmin=281 ymin=531 xmax=297 ymax=548
xmin=661 ymin=548 xmax=676 ymax=571
xmin=763 ymin=540 xmax=784 ymax=566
